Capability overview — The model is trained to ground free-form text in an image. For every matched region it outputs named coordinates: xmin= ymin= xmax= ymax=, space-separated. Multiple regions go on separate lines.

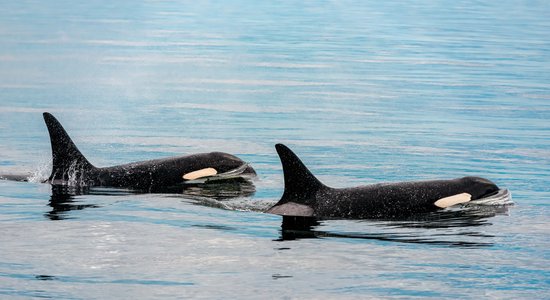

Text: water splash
xmin=468 ymin=188 xmax=513 ymax=206
xmin=44 ymin=160 xmax=94 ymax=187
xmin=27 ymin=161 xmax=51 ymax=183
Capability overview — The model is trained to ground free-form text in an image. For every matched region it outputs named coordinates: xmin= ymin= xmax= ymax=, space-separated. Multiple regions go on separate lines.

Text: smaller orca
xmin=267 ymin=144 xmax=511 ymax=219
xmin=42 ymin=112 xmax=256 ymax=190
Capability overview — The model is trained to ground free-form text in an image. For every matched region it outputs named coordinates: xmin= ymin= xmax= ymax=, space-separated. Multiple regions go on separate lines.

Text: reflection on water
xmin=45 ymin=179 xmax=256 ymax=220
xmin=278 ymin=205 xmax=511 ymax=248
xmin=46 ymin=185 xmax=101 ymax=221
xmin=381 ymin=205 xmax=511 ymax=229
xmin=179 ymin=178 xmax=256 ymax=200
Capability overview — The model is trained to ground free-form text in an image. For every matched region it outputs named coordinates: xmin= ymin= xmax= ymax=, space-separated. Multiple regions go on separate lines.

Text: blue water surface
xmin=1 ymin=1 xmax=549 ymax=299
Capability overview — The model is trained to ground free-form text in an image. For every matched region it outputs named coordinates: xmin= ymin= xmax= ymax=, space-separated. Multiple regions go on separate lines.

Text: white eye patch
xmin=434 ymin=193 xmax=472 ymax=208
xmin=183 ymin=168 xmax=218 ymax=180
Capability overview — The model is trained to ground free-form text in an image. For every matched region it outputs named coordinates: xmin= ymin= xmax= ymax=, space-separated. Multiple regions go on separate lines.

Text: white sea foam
xmin=27 ymin=162 xmax=51 ymax=183
xmin=468 ymin=189 xmax=513 ymax=206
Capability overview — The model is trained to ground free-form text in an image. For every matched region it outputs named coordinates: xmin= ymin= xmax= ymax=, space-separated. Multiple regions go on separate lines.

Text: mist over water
xmin=1 ymin=1 xmax=549 ymax=298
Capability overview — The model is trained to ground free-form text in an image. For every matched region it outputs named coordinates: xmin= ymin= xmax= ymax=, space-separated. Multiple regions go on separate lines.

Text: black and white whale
xmin=42 ymin=112 xmax=256 ymax=190
xmin=267 ymin=144 xmax=511 ymax=219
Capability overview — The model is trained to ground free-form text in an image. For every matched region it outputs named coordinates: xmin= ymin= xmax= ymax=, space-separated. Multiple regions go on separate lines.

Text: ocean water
xmin=1 ymin=0 xmax=549 ymax=299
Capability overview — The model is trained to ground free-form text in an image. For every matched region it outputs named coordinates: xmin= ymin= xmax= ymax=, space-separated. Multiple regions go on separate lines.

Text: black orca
xmin=42 ymin=112 xmax=256 ymax=190
xmin=267 ymin=144 xmax=510 ymax=219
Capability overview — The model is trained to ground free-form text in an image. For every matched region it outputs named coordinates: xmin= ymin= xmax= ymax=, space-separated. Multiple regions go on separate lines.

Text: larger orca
xmin=42 ymin=112 xmax=256 ymax=190
xmin=267 ymin=144 xmax=511 ymax=219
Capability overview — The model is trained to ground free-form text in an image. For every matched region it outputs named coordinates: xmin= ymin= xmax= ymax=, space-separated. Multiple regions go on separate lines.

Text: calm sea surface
xmin=1 ymin=1 xmax=549 ymax=299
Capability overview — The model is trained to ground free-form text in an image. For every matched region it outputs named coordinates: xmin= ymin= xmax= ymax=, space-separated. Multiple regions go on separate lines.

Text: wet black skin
xmin=267 ymin=144 xmax=499 ymax=219
xmin=80 ymin=152 xmax=253 ymax=189
xmin=43 ymin=112 xmax=256 ymax=190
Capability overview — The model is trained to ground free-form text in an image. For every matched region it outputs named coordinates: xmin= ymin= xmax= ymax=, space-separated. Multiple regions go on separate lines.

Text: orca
xmin=267 ymin=144 xmax=511 ymax=219
xmin=42 ymin=112 xmax=256 ymax=190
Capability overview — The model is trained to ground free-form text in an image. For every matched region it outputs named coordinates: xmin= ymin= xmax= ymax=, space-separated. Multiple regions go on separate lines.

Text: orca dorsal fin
xmin=43 ymin=112 xmax=95 ymax=182
xmin=274 ymin=144 xmax=326 ymax=206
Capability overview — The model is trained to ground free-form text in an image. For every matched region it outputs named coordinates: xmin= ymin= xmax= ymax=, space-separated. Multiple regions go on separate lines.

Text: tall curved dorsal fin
xmin=43 ymin=112 xmax=95 ymax=181
xmin=267 ymin=144 xmax=327 ymax=216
